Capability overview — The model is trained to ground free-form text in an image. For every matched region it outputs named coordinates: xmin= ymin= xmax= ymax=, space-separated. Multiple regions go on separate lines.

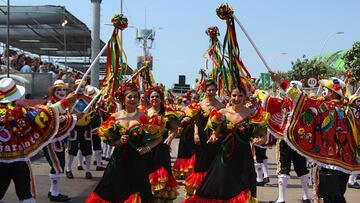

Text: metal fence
xmin=0 ymin=73 xmax=53 ymax=99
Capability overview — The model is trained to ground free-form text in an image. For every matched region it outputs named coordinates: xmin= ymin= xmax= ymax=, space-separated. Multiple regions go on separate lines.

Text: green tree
xmin=285 ymin=58 xmax=330 ymax=82
xmin=343 ymin=41 xmax=360 ymax=81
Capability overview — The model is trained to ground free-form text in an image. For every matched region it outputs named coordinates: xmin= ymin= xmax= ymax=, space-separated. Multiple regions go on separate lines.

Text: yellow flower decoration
xmin=298 ymin=128 xmax=305 ymax=135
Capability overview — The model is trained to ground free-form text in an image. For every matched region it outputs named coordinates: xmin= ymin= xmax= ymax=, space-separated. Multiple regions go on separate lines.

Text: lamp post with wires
xmin=62 ymin=19 xmax=68 ymax=71
xmin=319 ymin=32 xmax=344 ymax=59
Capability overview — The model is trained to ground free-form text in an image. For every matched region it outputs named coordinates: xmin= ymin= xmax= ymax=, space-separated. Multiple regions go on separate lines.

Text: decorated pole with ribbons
xmin=75 ymin=14 xmax=129 ymax=115
xmin=99 ymin=14 xmax=128 ymax=103
xmin=215 ymin=4 xmax=254 ymax=95
xmin=205 ymin=26 xmax=228 ymax=96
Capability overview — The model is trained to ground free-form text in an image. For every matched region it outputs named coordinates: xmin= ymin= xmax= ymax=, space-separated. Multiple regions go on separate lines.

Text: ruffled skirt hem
xmin=182 ymin=188 xmax=257 ymax=203
xmin=148 ymin=167 xmax=179 ymax=200
xmin=173 ymin=154 xmax=196 ymax=179
xmin=183 ymin=171 xmax=207 ymax=196
xmin=85 ymin=192 xmax=150 ymax=203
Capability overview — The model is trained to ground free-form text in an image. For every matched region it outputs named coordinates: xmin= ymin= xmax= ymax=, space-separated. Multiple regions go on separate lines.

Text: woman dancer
xmin=184 ymin=80 xmax=224 ymax=195
xmin=146 ymin=86 xmax=180 ymax=202
xmin=86 ymin=83 xmax=161 ymax=203
xmin=184 ymin=87 xmax=268 ymax=203
xmin=173 ymin=90 xmax=199 ymax=179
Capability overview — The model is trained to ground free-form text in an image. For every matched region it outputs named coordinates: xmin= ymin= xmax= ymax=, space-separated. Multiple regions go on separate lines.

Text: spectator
xmin=20 ymin=58 xmax=33 ymax=73
xmin=47 ymin=64 xmax=57 ymax=80
xmin=31 ymin=58 xmax=40 ymax=72
xmin=16 ymin=54 xmax=25 ymax=70
xmin=39 ymin=61 xmax=47 ymax=73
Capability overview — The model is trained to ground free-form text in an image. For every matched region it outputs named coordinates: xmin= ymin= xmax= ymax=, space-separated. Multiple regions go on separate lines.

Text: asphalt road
xmin=1 ymin=138 xmax=359 ymax=203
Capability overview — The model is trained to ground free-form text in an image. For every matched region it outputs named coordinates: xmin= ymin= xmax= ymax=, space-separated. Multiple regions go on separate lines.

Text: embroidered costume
xmin=173 ymin=103 xmax=200 ymax=179
xmin=184 ymin=109 xmax=268 ymax=203
xmin=86 ymin=116 xmax=154 ymax=203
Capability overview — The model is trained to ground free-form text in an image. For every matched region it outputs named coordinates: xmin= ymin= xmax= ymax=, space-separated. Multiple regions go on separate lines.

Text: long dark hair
xmin=146 ymin=87 xmax=165 ymax=115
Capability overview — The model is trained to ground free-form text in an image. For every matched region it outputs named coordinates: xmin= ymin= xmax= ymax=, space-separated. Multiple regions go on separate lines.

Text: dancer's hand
xmin=178 ymin=127 xmax=184 ymax=134
xmin=181 ymin=117 xmax=191 ymax=124
xmin=270 ymin=71 xmax=282 ymax=83
xmin=66 ymin=92 xmax=81 ymax=105
xmin=207 ymin=133 xmax=218 ymax=143
xmin=252 ymin=137 xmax=266 ymax=145
xmin=137 ymin=146 xmax=151 ymax=155
xmin=194 ymin=134 xmax=201 ymax=145
xmin=163 ymin=136 xmax=173 ymax=146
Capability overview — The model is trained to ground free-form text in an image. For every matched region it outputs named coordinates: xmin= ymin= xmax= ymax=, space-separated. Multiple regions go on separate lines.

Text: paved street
xmin=1 ymin=138 xmax=359 ymax=203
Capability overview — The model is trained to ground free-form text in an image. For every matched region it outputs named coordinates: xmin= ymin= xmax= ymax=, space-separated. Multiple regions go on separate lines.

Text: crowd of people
xmin=0 ymin=72 xmax=359 ymax=203
xmin=0 ymin=49 xmax=83 ymax=83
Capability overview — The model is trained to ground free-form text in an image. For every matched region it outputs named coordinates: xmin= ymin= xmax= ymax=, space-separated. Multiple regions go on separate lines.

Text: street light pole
xmin=90 ymin=0 xmax=102 ymax=88
xmin=62 ymin=18 xmax=68 ymax=72
xmin=319 ymin=32 xmax=344 ymax=58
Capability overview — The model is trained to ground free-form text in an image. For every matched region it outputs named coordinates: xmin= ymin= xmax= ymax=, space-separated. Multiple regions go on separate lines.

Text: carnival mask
xmin=322 ymin=87 xmax=329 ymax=97
xmin=54 ymin=87 xmax=67 ymax=100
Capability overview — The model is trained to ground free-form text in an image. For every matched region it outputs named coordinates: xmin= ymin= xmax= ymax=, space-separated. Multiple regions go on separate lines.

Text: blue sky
xmin=9 ymin=0 xmax=360 ymax=87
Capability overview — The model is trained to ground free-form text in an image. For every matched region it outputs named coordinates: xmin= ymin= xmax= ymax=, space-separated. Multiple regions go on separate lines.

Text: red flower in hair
xmin=145 ymin=85 xmax=164 ymax=99
xmin=115 ymin=82 xmax=138 ymax=100
xmin=139 ymin=114 xmax=149 ymax=125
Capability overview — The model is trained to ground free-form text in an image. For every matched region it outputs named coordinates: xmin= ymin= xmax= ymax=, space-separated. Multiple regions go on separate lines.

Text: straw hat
xmin=0 ymin=78 xmax=26 ymax=103
xmin=85 ymin=85 xmax=99 ymax=97
xmin=48 ymin=80 xmax=68 ymax=95
xmin=75 ymin=79 xmax=86 ymax=86
xmin=318 ymin=77 xmax=345 ymax=97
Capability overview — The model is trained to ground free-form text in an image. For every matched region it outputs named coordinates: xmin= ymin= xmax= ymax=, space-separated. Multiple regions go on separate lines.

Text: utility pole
xmin=90 ymin=0 xmax=102 ymax=88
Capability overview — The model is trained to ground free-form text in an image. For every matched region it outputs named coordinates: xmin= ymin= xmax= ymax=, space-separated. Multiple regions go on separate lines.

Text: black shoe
xmin=49 ymin=193 xmax=71 ymax=202
xmin=96 ymin=166 xmax=105 ymax=171
xmin=65 ymin=171 xmax=74 ymax=179
xmin=105 ymin=158 xmax=111 ymax=161
xmin=85 ymin=172 xmax=93 ymax=179
xmin=77 ymin=166 xmax=83 ymax=171
xmin=302 ymin=199 xmax=311 ymax=203
xmin=348 ymin=182 xmax=360 ymax=189
xmin=269 ymin=201 xmax=285 ymax=203
xmin=102 ymin=156 xmax=106 ymax=160
xmin=93 ymin=161 xmax=103 ymax=166
xmin=263 ymin=177 xmax=270 ymax=184
xmin=256 ymin=181 xmax=265 ymax=186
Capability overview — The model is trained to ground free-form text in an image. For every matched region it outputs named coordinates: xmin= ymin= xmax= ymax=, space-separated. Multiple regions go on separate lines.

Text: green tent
xmin=313 ymin=50 xmax=348 ymax=73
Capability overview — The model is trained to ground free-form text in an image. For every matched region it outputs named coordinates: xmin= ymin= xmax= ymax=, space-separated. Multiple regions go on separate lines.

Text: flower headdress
xmin=145 ymin=85 xmax=164 ymax=100
xmin=115 ymin=82 xmax=139 ymax=102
